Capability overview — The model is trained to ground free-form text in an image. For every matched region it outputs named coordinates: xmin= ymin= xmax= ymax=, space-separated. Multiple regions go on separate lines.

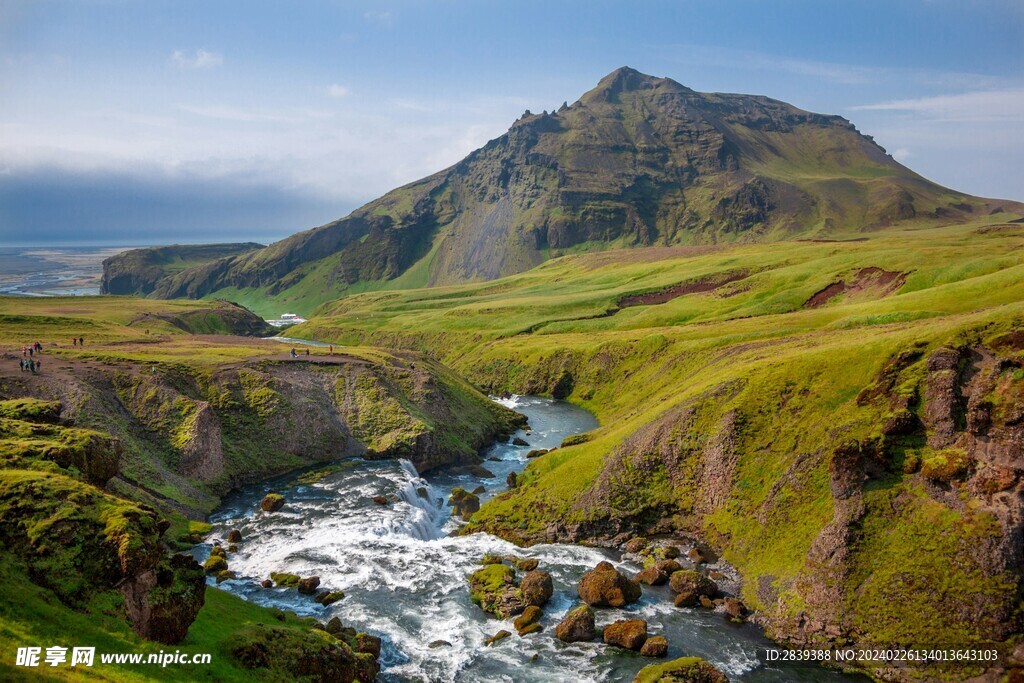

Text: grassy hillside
xmin=290 ymin=214 xmax=1024 ymax=680
xmin=0 ymin=297 xmax=525 ymax=681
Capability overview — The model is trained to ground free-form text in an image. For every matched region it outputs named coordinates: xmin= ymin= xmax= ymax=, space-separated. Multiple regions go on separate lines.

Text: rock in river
xmin=469 ymin=564 xmax=525 ymax=618
xmin=669 ymin=570 xmax=717 ymax=607
xmin=260 ymin=493 xmax=285 ymax=512
xmin=520 ymin=569 xmax=553 ymax=607
xmin=578 ymin=561 xmax=641 ymax=607
xmin=448 ymin=487 xmax=480 ymax=520
xmin=554 ymin=604 xmax=596 ymax=643
xmin=603 ymin=619 xmax=648 ymax=651
xmin=640 ymin=635 xmax=669 ymax=658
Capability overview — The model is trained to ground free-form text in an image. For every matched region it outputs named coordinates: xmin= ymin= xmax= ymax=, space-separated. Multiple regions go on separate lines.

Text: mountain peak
xmin=584 ymin=66 xmax=692 ymax=102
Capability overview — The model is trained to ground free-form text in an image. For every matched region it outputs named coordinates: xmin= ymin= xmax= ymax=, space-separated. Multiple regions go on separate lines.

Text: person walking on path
xmin=329 ymin=345 xmax=333 ymax=355
xmin=305 ymin=348 xmax=310 ymax=357
xmin=28 ymin=359 xmax=35 ymax=374
xmin=72 ymin=337 xmax=77 ymax=347
xmin=79 ymin=337 xmax=84 ymax=346
xmin=18 ymin=359 xmax=24 ymax=372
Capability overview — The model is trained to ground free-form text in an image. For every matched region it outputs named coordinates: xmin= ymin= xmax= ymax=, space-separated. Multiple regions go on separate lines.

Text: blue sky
xmin=1 ymin=0 xmax=1021 ymax=245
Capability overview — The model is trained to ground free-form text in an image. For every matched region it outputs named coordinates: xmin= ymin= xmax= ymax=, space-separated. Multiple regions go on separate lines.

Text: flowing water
xmin=198 ymin=396 xmax=856 ymax=682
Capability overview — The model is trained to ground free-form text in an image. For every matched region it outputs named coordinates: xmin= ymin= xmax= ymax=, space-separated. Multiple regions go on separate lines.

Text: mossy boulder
xmin=578 ymin=561 xmax=642 ymax=607
xmin=641 ymin=635 xmax=669 ymax=658
xmin=604 ymin=618 xmax=648 ymax=651
xmin=271 ymin=572 xmax=301 ymax=588
xmin=448 ymin=487 xmax=480 ymax=520
xmin=227 ymin=529 xmax=243 ymax=543
xmin=203 ymin=555 xmax=228 ymax=573
xmin=260 ymin=493 xmax=286 ymax=512
xmin=668 ymin=571 xmax=717 ymax=607
xmin=633 ymin=657 xmax=729 ymax=683
xmin=468 ymin=564 xmax=524 ymax=618
xmin=297 ymin=576 xmax=321 ymax=594
xmin=554 ymin=604 xmax=596 ymax=642
xmin=520 ymin=569 xmax=553 ymax=606
xmin=514 ymin=605 xmax=543 ymax=635
xmin=318 ymin=591 xmax=345 ymax=606
xmin=484 ymin=630 xmax=511 ymax=646
xmin=921 ymin=448 xmax=973 ymax=481
xmin=230 ymin=623 xmax=379 ymax=683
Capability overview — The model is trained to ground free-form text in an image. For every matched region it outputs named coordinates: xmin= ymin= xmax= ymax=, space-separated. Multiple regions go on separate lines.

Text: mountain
xmin=101 ymin=242 xmax=264 ymax=296
xmin=125 ymin=67 xmax=1017 ymax=314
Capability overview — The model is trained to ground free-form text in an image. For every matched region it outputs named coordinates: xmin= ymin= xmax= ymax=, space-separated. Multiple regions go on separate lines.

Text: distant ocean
xmin=0 ymin=246 xmax=130 ymax=296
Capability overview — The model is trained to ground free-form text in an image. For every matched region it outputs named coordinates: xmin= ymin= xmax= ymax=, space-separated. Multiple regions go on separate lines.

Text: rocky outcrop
xmin=640 ymin=635 xmax=669 ymax=658
xmin=121 ymin=554 xmax=206 ymax=644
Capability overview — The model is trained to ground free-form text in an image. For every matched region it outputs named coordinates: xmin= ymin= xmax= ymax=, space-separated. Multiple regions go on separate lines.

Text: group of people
xmin=19 ymin=342 xmax=45 ymax=374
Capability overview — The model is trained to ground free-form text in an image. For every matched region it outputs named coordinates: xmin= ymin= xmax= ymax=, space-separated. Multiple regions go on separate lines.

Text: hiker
xmin=290 ymin=348 xmax=297 ymax=358
xmin=72 ymin=337 xmax=77 ymax=347
xmin=18 ymin=359 xmax=24 ymax=372
xmin=29 ymin=359 xmax=36 ymax=374
xmin=329 ymin=345 xmax=333 ymax=355
xmin=35 ymin=360 xmax=41 ymax=372
xmin=79 ymin=337 xmax=84 ymax=346
xmin=28 ymin=347 xmax=33 ymax=357
xmin=305 ymin=348 xmax=310 ymax=356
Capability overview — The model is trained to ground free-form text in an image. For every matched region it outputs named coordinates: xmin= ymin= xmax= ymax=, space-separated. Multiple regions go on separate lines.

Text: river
xmin=197 ymin=395 xmax=856 ymax=682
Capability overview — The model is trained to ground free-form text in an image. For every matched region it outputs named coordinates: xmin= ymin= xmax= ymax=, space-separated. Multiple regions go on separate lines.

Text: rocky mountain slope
xmin=116 ymin=67 xmax=1018 ymax=316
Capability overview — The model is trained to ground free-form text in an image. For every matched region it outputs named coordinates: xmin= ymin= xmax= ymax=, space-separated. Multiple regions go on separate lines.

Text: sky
xmin=1 ymin=0 xmax=1022 ymax=246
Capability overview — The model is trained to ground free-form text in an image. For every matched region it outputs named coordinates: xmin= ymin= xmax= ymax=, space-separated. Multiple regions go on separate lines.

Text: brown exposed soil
xmin=804 ymin=267 xmax=906 ymax=308
xmin=618 ymin=270 xmax=750 ymax=308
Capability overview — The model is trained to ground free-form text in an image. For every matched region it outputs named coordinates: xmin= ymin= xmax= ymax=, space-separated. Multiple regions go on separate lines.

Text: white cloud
xmin=171 ymin=49 xmax=223 ymax=69
xmin=363 ymin=9 xmax=393 ymax=25
xmin=849 ymin=89 xmax=1024 ymax=123
xmin=890 ymin=148 xmax=912 ymax=162
xmin=326 ymin=84 xmax=350 ymax=98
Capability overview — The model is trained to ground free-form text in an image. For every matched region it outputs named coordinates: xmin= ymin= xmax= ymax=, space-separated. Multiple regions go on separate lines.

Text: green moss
xmin=921 ymin=448 xmax=973 ymax=481
xmin=271 ymin=572 xmax=301 ymax=587
xmin=634 ymin=657 xmax=725 ymax=683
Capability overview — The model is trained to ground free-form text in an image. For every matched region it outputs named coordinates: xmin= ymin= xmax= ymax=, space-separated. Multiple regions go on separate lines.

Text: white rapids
xmin=197 ymin=396 xmax=856 ymax=682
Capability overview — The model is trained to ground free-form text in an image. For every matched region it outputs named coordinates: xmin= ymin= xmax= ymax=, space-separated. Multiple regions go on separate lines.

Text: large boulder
xmin=633 ymin=657 xmax=729 ymax=683
xmin=578 ymin=561 xmax=642 ymax=607
xmin=260 ymin=493 xmax=285 ymax=512
xmin=227 ymin=529 xmax=243 ymax=543
xmin=469 ymin=564 xmax=524 ymax=618
xmin=448 ymin=488 xmax=480 ymax=520
xmin=603 ymin=619 xmax=648 ymax=651
xmin=554 ymin=604 xmax=596 ymax=643
xmin=520 ymin=569 xmax=553 ymax=607
xmin=668 ymin=570 xmax=717 ymax=607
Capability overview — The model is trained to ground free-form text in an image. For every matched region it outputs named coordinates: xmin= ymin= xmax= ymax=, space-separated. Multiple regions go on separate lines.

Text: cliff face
xmin=130 ymin=67 xmax=1014 ymax=314
xmin=0 ymin=351 xmax=523 ymax=517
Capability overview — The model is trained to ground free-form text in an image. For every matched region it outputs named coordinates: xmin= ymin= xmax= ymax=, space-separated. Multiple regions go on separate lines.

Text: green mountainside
xmin=291 ymin=215 xmax=1024 ymax=680
xmin=117 ymin=67 xmax=1018 ymax=316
